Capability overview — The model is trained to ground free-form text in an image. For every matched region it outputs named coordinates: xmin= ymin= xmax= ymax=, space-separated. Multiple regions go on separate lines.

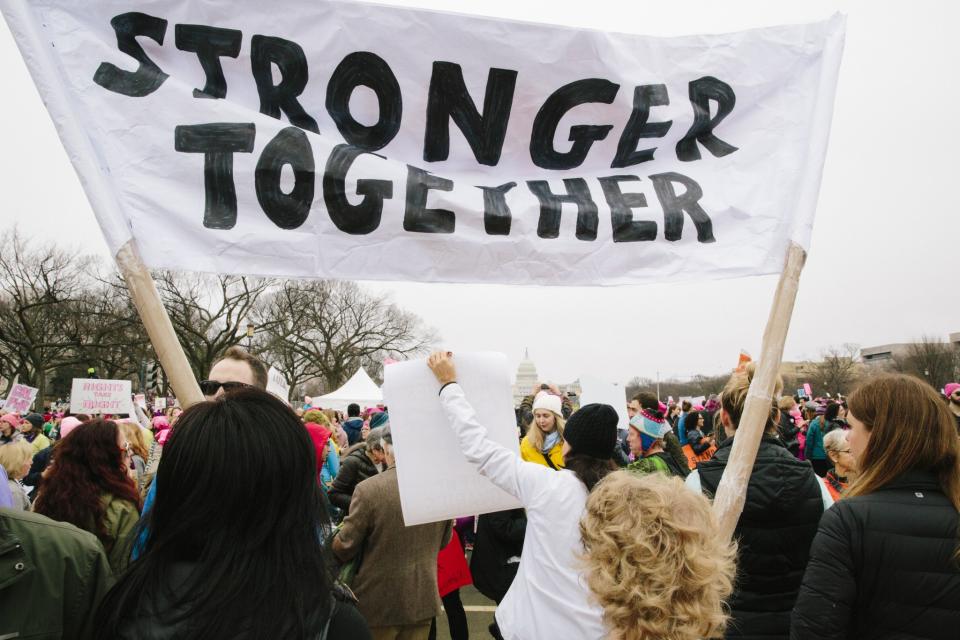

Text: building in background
xmin=860 ymin=343 xmax=915 ymax=368
xmin=512 ymin=349 xmax=581 ymax=406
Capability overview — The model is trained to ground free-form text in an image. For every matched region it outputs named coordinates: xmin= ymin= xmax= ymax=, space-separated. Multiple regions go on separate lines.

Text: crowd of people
xmin=1 ymin=344 xmax=959 ymax=639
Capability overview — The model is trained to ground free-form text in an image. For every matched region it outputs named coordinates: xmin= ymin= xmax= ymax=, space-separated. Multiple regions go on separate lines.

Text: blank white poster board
xmin=578 ymin=375 xmax=630 ymax=432
xmin=383 ymin=352 xmax=522 ymax=526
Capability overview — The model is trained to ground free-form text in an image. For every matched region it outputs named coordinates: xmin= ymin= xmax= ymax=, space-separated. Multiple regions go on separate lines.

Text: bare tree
xmin=71 ymin=282 xmax=153 ymax=383
xmin=254 ymin=280 xmax=436 ymax=392
xmin=894 ymin=336 xmax=960 ymax=391
xmin=625 ymin=373 xmax=728 ymax=402
xmin=251 ymin=281 xmax=323 ymax=395
xmin=811 ymin=343 xmax=862 ymax=396
xmin=154 ymin=271 xmax=275 ymax=381
xmin=0 ymin=228 xmax=91 ymax=401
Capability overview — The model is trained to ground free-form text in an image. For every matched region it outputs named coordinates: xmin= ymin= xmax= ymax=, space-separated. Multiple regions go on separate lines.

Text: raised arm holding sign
xmin=2 ymin=0 xmax=844 ymax=547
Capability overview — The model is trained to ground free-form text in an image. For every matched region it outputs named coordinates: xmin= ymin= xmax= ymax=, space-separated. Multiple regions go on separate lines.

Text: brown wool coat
xmin=335 ymin=467 xmax=452 ymax=628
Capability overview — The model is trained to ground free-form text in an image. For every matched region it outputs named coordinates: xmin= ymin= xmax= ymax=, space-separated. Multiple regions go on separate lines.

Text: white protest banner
xmin=134 ymin=393 xmax=147 ymax=409
xmin=154 ymin=397 xmax=168 ymax=410
xmin=383 ymin=352 xmax=522 ymax=526
xmin=70 ymin=378 xmax=134 ymax=415
xmin=578 ymin=375 xmax=629 ymax=433
xmin=4 ymin=384 xmax=39 ymax=414
xmin=3 ymin=2 xmax=844 ymax=286
xmin=266 ymin=366 xmax=291 ymax=404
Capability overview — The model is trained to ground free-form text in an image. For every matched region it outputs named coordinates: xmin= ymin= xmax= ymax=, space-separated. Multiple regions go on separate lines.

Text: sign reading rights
xmin=70 ymin=378 xmax=134 ymax=415
xmin=3 ymin=1 xmax=844 ymax=286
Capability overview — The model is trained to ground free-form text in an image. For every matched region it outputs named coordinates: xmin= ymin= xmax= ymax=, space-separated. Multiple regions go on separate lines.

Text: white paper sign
xmin=3 ymin=2 xmax=844 ymax=286
xmin=154 ymin=397 xmax=168 ymax=410
xmin=384 ymin=352 xmax=522 ymax=526
xmin=266 ymin=366 xmax=291 ymax=404
xmin=4 ymin=384 xmax=39 ymax=414
xmin=69 ymin=378 xmax=134 ymax=415
xmin=578 ymin=375 xmax=630 ymax=433
xmin=134 ymin=393 xmax=146 ymax=409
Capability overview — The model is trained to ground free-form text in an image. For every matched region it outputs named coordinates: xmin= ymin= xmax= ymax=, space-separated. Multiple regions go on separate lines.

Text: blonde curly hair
xmin=579 ymin=471 xmax=736 ymax=640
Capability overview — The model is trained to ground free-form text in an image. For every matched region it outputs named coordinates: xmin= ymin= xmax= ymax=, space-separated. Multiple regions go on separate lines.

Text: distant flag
xmin=736 ymin=350 xmax=753 ymax=372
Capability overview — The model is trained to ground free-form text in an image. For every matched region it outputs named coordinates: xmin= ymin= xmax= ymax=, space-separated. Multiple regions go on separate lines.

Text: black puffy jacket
xmin=791 ymin=470 xmax=960 ymax=640
xmin=698 ymin=435 xmax=824 ymax=640
xmin=328 ymin=444 xmax=379 ymax=512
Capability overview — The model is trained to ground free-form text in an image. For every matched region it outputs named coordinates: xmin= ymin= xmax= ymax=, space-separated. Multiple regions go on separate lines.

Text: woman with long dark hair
xmin=428 ymin=352 xmax=618 ymax=640
xmin=792 ymin=374 xmax=960 ymax=639
xmin=93 ymin=387 xmax=370 ymax=639
xmin=33 ymin=418 xmax=141 ymax=572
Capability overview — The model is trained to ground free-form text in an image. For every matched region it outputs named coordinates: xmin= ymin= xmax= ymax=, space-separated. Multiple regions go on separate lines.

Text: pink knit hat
xmin=0 ymin=413 xmax=20 ymax=428
xmin=59 ymin=416 xmax=83 ymax=439
xmin=945 ymin=383 xmax=960 ymax=399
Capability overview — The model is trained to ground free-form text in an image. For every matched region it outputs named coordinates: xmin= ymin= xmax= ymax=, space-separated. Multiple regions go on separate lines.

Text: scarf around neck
xmin=541 ymin=430 xmax=560 ymax=453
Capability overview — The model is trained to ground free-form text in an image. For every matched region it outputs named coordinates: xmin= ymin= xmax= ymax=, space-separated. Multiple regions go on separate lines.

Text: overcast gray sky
xmin=2 ymin=0 xmax=957 ymax=386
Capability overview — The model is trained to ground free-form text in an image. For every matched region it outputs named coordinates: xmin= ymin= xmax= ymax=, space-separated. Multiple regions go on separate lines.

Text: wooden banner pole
xmin=712 ymin=242 xmax=807 ymax=541
xmin=1 ymin=4 xmax=203 ymax=409
xmin=115 ymin=240 xmax=204 ymax=409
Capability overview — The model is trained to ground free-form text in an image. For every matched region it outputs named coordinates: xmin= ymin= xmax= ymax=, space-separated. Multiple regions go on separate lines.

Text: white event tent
xmin=313 ymin=367 xmax=383 ymax=411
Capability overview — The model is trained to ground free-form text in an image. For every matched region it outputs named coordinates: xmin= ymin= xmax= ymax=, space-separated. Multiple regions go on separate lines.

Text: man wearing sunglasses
xmin=134 ymin=347 xmax=268 ymax=561
xmin=201 ymin=346 xmax=269 ymax=399
xmin=945 ymin=382 xmax=960 ymax=434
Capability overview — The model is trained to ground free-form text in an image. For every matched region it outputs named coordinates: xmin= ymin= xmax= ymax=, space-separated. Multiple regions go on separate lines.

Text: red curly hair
xmin=33 ymin=419 xmax=142 ymax=549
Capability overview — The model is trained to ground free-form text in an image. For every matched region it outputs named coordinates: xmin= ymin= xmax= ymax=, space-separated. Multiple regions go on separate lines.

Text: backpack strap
xmin=316 ymin=595 xmax=339 ymax=640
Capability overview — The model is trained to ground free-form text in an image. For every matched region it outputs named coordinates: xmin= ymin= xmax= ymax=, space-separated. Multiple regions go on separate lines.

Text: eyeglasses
xmin=199 ymin=380 xmax=249 ymax=396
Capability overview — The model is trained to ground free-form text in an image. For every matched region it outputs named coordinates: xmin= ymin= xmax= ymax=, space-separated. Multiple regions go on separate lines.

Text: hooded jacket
xmin=697 ymin=435 xmax=824 ymax=640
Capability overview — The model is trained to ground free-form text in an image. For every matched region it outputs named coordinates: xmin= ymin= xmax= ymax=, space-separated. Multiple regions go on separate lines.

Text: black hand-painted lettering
xmin=526 ymin=179 xmax=598 ymax=240
xmin=650 ymin=172 xmax=715 ymax=242
xmin=598 ymin=175 xmax=656 ymax=242
xmin=174 ymin=123 xmax=256 ymax=230
xmin=477 ymin=182 xmax=517 ymax=236
xmin=250 ymin=35 xmax=319 ymax=133
xmin=424 ymin=62 xmax=518 ymax=166
xmin=612 ymin=85 xmax=672 ymax=168
xmin=404 ymin=167 xmax=455 ymax=233
xmin=255 ymin=127 xmax=314 ymax=229
xmin=93 ymin=12 xmax=168 ymax=97
xmin=175 ymin=24 xmax=242 ymax=99
xmin=326 ymin=52 xmax=402 ymax=151
xmin=322 ymin=144 xmax=393 ymax=234
xmin=530 ymin=79 xmax=619 ymax=170
xmin=676 ymin=76 xmax=738 ymax=162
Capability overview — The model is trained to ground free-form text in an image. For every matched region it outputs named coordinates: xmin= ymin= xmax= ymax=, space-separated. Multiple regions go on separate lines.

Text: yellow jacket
xmin=520 ymin=436 xmax=565 ymax=469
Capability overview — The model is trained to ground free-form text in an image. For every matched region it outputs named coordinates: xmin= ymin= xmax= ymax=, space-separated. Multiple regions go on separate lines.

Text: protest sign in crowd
xmin=2 ymin=1 xmax=960 ymax=639
xmin=2 ymin=348 xmax=960 ymax=639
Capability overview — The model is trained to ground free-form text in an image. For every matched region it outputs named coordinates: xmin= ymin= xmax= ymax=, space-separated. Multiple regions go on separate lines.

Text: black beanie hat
xmin=24 ymin=413 xmax=44 ymax=431
xmin=563 ymin=403 xmax=618 ymax=459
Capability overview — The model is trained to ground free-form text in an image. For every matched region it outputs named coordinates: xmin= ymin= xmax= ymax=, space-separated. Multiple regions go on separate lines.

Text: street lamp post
xmin=246 ymin=322 xmax=255 ymax=351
